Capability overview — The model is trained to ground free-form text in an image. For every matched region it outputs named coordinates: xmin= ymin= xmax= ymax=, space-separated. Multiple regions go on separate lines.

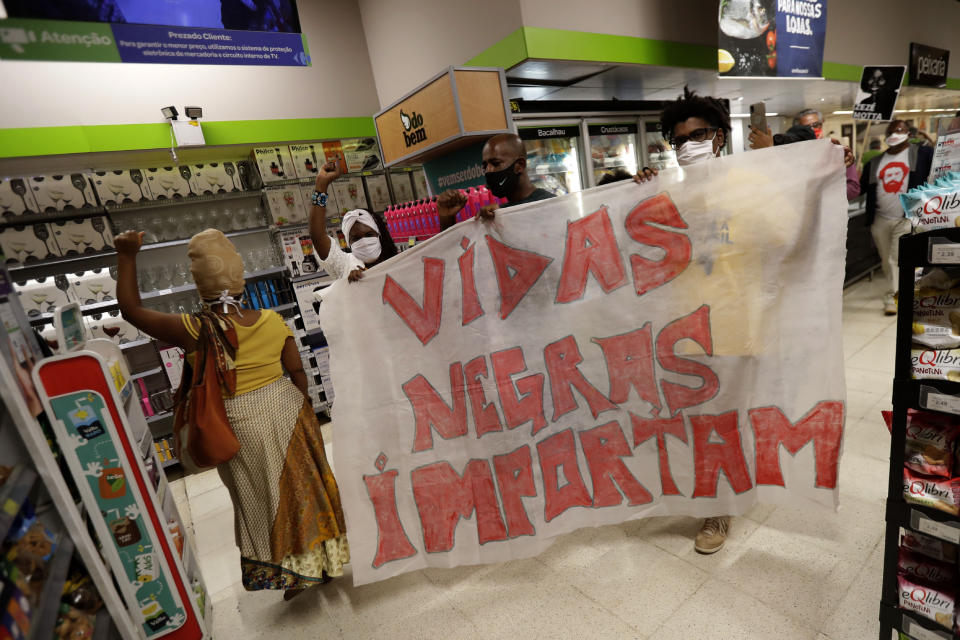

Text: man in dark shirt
xmin=437 ymin=133 xmax=553 ymax=229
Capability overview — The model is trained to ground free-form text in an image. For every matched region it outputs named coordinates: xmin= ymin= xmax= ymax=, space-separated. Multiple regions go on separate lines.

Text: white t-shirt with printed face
xmin=875 ymin=148 xmax=910 ymax=219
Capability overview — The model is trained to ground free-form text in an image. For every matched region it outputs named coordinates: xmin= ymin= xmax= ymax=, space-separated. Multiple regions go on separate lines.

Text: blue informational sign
xmin=774 ymin=1 xmax=827 ymax=77
xmin=111 ymin=23 xmax=309 ymax=66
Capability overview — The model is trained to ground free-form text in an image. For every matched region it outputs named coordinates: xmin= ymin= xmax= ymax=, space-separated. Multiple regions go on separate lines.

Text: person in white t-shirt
xmin=860 ymin=119 xmax=934 ymax=314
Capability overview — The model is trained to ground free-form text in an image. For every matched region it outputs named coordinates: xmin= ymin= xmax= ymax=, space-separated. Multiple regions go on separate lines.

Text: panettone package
xmin=903 ymin=467 xmax=960 ymax=515
xmin=911 ymin=347 xmax=960 ymax=381
xmin=902 ymin=530 xmax=958 ymax=564
xmin=912 ymin=287 xmax=960 ymax=349
xmin=897 ymin=573 xmax=956 ymax=630
xmin=882 ymin=409 xmax=959 ymax=478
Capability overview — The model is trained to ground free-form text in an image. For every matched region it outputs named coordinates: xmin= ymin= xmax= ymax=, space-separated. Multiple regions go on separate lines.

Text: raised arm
xmin=308 ymin=162 xmax=341 ymax=260
xmin=115 ymin=231 xmax=195 ymax=350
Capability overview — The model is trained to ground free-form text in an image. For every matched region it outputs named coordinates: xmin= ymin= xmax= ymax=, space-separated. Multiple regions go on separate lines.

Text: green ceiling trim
xmin=821 ymin=62 xmax=862 ymax=83
xmin=522 ymin=27 xmax=715 ymax=69
xmin=466 ymin=27 xmax=528 ymax=69
xmin=0 ymin=117 xmax=376 ymax=158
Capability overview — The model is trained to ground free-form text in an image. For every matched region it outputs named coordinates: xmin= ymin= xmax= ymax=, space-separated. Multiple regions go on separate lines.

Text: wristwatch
xmin=311 ymin=191 xmax=328 ymax=207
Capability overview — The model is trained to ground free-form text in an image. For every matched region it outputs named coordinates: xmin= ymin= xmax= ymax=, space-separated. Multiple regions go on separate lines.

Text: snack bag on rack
xmin=902 ymin=182 xmax=960 ymax=232
xmin=903 ymin=467 xmax=960 ymax=515
xmin=897 ymin=573 xmax=956 ymax=630
xmin=912 ymin=287 xmax=960 ymax=349
xmin=901 ymin=530 xmax=958 ymax=563
xmin=898 ymin=547 xmax=958 ymax=587
xmin=911 ymin=347 xmax=960 ymax=381
xmin=916 ymin=267 xmax=960 ymax=292
xmin=903 ymin=410 xmax=958 ymax=477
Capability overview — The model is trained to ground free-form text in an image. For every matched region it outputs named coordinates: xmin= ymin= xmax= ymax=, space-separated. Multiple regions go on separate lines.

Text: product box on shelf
xmin=91 ymin=169 xmax=153 ymax=206
xmin=364 ymin=173 xmax=392 ymax=212
xmin=251 ymin=147 xmax=296 ymax=184
xmin=293 ymin=276 xmax=328 ymax=330
xmin=0 ymin=223 xmax=61 ymax=265
xmin=0 ymin=177 xmax=40 ymax=219
xmin=192 ymin=162 xmax=244 ymax=194
xmin=67 ymin=268 xmax=117 ymax=305
xmin=277 ymin=228 xmax=321 ymax=278
xmin=15 ymin=275 xmax=76 ymax=317
xmin=159 ymin=346 xmax=185 ymax=389
xmin=331 ymin=176 xmax=368 ymax=214
xmin=87 ymin=311 xmax=142 ymax=344
xmin=263 ymin=186 xmax=307 ymax=226
xmin=342 ymin=137 xmax=382 ymax=172
xmin=51 ymin=217 xmax=115 ymax=255
xmin=412 ymin=168 xmax=430 ymax=200
xmin=236 ymin=159 xmax=263 ymax=191
xmin=144 ymin=166 xmax=201 ymax=199
xmin=288 ymin=144 xmax=323 ymax=179
xmin=389 ymin=171 xmax=415 ymax=204
xmin=30 ymin=173 xmax=98 ymax=212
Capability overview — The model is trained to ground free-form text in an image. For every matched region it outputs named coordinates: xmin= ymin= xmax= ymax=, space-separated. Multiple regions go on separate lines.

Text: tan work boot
xmin=695 ymin=516 xmax=731 ymax=554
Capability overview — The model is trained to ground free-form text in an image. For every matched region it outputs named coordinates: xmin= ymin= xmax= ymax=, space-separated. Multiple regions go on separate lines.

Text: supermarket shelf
xmin=161 ymin=457 xmax=180 ymax=469
xmin=147 ymin=411 xmax=173 ymax=424
xmin=91 ymin=610 xmax=113 ymax=640
xmin=29 ymin=535 xmax=76 ymax=640
xmin=29 ymin=297 xmax=120 ymax=326
xmin=106 ymin=189 xmax=260 ymax=212
xmin=886 ymin=499 xmax=960 ymax=545
xmin=140 ymin=225 xmax=269 ymax=252
xmin=302 ymin=328 xmax=327 ymax=348
xmin=262 ymin=177 xmax=314 ymax=187
xmin=290 ymin=272 xmax=332 ymax=284
xmin=140 ymin=265 xmax=285 ymax=301
xmin=894 ymin=378 xmax=960 ymax=414
xmin=120 ymin=337 xmax=152 ymax=350
xmin=899 ymin=227 xmax=960 ymax=268
xmin=7 ymin=248 xmax=116 ymax=274
xmin=880 ymin=601 xmax=955 ymax=640
xmin=129 ymin=366 xmax=162 ymax=381
xmin=270 ymin=302 xmax=297 ymax=314
xmin=0 ymin=465 xmax=38 ymax=542
xmin=0 ymin=207 xmax=106 ymax=228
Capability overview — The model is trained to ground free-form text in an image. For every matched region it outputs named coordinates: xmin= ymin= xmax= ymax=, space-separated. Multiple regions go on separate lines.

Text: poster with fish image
xmin=718 ymin=0 xmax=827 ymax=77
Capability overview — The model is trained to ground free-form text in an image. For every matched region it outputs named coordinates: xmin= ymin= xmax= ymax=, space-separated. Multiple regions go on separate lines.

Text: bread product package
xmin=897 ymin=573 xmax=956 ymax=630
xmin=903 ymin=467 xmax=960 ymax=515
xmin=901 ymin=530 xmax=959 ymax=563
xmin=911 ymin=347 xmax=960 ymax=381
xmin=912 ymin=287 xmax=960 ymax=348
xmin=903 ymin=409 xmax=958 ymax=477
xmin=902 ymin=183 xmax=960 ymax=232
xmin=898 ymin=547 xmax=958 ymax=587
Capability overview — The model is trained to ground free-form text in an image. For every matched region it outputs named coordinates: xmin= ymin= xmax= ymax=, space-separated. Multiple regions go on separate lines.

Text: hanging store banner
xmin=853 ymin=65 xmax=907 ymax=122
xmin=321 ymin=140 xmax=848 ymax=585
xmin=0 ymin=18 xmax=310 ymax=65
xmin=718 ymin=0 xmax=827 ymax=77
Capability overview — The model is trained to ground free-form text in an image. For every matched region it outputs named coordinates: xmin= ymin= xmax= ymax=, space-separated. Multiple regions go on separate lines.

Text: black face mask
xmin=485 ymin=158 xmax=520 ymax=198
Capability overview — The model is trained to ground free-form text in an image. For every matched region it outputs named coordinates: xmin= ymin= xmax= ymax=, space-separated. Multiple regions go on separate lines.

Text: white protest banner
xmin=321 ymin=140 xmax=848 ymax=586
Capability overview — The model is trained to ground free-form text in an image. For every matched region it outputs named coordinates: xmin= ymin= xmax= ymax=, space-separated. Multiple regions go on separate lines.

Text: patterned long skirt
xmin=218 ymin=377 xmax=349 ymax=590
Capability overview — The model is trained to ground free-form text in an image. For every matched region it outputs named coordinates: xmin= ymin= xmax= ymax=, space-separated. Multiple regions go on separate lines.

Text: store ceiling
xmin=506 ymin=60 xmax=960 ymax=119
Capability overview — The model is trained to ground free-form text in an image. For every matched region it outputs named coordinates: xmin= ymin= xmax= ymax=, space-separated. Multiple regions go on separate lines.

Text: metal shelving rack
xmin=879 ymin=228 xmax=960 ymax=640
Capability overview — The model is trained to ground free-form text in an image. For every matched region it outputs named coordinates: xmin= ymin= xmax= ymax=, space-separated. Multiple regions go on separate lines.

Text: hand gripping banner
xmin=320 ymin=140 xmax=848 ymax=585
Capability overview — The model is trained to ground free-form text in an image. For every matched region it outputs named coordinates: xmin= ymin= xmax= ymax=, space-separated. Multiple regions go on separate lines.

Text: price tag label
xmin=922 ymin=392 xmax=960 ymax=415
xmin=903 ymin=616 xmax=950 ymax=640
xmin=154 ymin=288 xmax=173 ymax=297
xmin=914 ymin=510 xmax=960 ymax=544
xmin=929 ymin=243 xmax=960 ymax=264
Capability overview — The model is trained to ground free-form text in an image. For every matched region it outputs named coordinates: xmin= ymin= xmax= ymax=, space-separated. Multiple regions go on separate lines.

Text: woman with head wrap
xmin=114 ymin=228 xmax=348 ymax=601
xmin=306 ymin=162 xmax=396 ymax=293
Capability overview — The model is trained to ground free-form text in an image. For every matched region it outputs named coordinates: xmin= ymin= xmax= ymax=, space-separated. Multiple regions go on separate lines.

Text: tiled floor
xmin=172 ymin=274 xmax=900 ymax=640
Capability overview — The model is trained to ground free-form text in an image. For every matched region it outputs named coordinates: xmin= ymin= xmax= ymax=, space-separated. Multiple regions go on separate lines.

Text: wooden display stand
xmin=374 ymin=66 xmax=512 ymax=167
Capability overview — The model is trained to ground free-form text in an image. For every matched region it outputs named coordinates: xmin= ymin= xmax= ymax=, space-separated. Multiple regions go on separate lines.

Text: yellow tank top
xmin=181 ymin=310 xmax=293 ymax=395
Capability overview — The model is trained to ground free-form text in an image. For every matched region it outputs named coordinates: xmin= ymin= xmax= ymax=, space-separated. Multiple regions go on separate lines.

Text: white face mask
xmin=351 ymin=236 xmax=382 ymax=264
xmin=676 ymin=139 xmax=718 ymax=167
xmin=885 ymin=132 xmax=909 ymax=148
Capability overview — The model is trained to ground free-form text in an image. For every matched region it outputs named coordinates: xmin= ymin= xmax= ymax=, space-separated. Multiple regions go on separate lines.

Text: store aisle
xmin=171 ymin=275 xmax=898 ymax=640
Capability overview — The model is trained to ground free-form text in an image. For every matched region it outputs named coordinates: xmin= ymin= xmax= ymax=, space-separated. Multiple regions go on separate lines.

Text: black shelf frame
xmin=879 ymin=228 xmax=960 ymax=640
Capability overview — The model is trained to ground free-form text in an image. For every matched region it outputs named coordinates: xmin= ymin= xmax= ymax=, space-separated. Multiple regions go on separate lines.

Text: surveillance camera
xmin=161 ymin=106 xmax=179 ymax=120
xmin=184 ymin=106 xmax=203 ymax=120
